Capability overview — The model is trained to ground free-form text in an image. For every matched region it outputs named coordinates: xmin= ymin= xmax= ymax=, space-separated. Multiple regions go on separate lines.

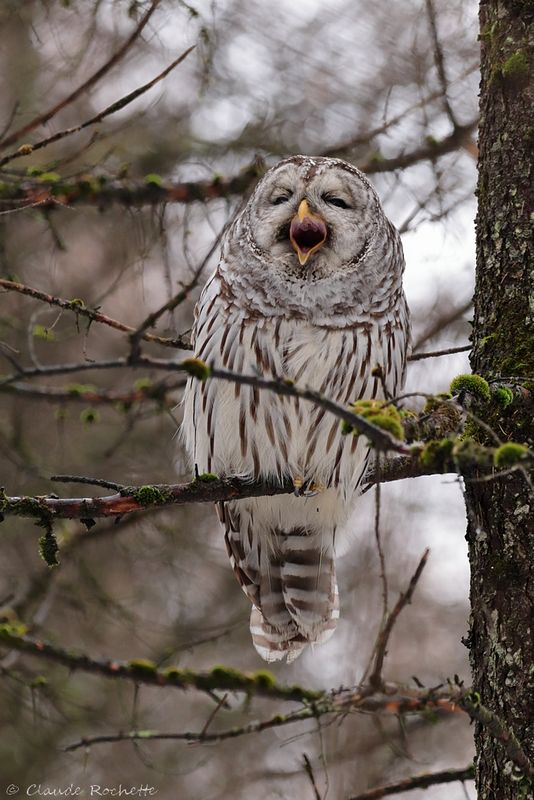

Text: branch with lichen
xmin=0 ymin=278 xmax=191 ymax=350
xmin=0 ymin=377 xmax=185 ymax=407
xmin=0 ymin=121 xmax=477 ymax=212
xmin=0 ymin=376 xmax=531 ymax=546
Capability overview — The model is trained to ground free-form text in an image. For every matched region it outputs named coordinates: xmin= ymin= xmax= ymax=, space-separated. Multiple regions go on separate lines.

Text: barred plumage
xmin=182 ymin=156 xmax=409 ymax=661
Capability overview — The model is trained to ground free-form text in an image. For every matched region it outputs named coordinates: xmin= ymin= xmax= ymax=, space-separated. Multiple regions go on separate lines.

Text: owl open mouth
xmin=289 ymin=201 xmax=327 ymax=266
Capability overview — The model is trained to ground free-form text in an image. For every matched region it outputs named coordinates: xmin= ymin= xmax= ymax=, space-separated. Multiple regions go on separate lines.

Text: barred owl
xmin=182 ymin=155 xmax=409 ymax=662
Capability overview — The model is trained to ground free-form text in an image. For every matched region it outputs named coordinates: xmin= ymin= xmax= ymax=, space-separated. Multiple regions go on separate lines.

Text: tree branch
xmin=368 ymin=550 xmax=430 ymax=689
xmin=0 ymin=378 xmax=185 ymax=406
xmin=0 ymin=279 xmax=191 ymax=350
xmin=0 ymin=623 xmax=320 ymax=702
xmin=0 ymin=46 xmax=196 ymax=170
xmin=0 ymin=121 xmax=478 ymax=211
xmin=0 ymin=0 xmax=163 ymax=149
xmin=346 ymin=765 xmax=474 ymax=800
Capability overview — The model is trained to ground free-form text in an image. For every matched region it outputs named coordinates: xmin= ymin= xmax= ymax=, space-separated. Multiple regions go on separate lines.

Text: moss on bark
xmin=467 ymin=2 xmax=534 ymax=796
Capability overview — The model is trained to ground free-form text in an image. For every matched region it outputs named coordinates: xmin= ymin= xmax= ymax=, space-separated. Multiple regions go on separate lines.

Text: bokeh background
xmin=0 ymin=1 xmax=479 ymax=797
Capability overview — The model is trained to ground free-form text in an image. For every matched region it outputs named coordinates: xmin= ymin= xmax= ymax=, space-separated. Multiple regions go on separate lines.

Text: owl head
xmin=221 ymin=156 xmax=404 ymax=323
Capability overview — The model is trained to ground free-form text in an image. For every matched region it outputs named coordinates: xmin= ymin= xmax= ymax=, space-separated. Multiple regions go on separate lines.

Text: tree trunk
xmin=467 ymin=2 xmax=534 ymax=797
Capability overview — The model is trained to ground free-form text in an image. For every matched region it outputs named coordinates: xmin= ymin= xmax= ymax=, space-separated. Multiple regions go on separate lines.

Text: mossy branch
xmin=0 ymin=121 xmax=477 ymax=211
xmin=0 ymin=623 xmax=318 ymax=703
xmin=2 ymin=622 xmax=528 ymax=776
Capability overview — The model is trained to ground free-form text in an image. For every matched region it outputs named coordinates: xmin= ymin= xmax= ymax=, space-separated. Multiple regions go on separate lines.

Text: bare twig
xmin=0 ymin=279 xmax=191 ymax=350
xmin=321 ymin=61 xmax=478 ymax=159
xmin=50 ymin=475 xmax=125 ymax=491
xmin=413 ymin=299 xmax=472 ymax=351
xmin=425 ymin=0 xmax=459 ymax=130
xmin=0 ymin=0 xmax=163 ymax=149
xmin=128 ymin=227 xmax=226 ymax=358
xmin=346 ymin=765 xmax=474 ymax=800
xmin=373 ymin=453 xmax=389 ymax=621
xmin=303 ymin=754 xmax=323 ymax=800
xmin=0 ymin=46 xmax=195 ymax=169
xmin=60 ymin=686 xmax=468 ymax=753
xmin=64 ymin=708 xmax=315 ymax=752
xmin=368 ymin=550 xmax=430 ymax=690
xmin=358 ymin=120 xmax=478 ymax=174
xmin=408 ymin=345 xmax=470 ymax=362
xmin=0 ymin=378 xmax=186 ymax=406
xmin=198 ymin=692 xmax=229 ymax=737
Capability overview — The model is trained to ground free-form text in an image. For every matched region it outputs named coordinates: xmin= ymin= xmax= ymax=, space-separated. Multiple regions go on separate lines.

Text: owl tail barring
xmin=249 ymin=532 xmax=339 ymax=663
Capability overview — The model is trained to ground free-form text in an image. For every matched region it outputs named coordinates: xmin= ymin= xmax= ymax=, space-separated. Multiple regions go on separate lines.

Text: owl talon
xmin=292 ymin=477 xmax=325 ymax=497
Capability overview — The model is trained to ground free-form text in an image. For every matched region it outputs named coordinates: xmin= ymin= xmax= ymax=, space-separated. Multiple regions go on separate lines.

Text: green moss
xmin=128 ymin=659 xmax=157 ymax=675
xmin=368 ymin=150 xmax=384 ymax=163
xmin=344 ymin=399 xmax=404 ymax=441
xmin=32 ymin=324 xmax=55 ymax=342
xmin=0 ymin=621 xmax=29 ymax=641
xmin=420 ymin=438 xmax=455 ymax=471
xmin=450 ymin=374 xmax=491 ymax=402
xmin=209 ymin=665 xmax=246 ymax=686
xmin=133 ymin=377 xmax=153 ymax=391
xmin=453 ymin=439 xmax=493 ymax=470
xmin=67 ymin=297 xmax=86 ymax=309
xmin=194 ymin=472 xmax=219 ymax=483
xmin=424 ymin=395 xmax=451 ymax=413
xmin=80 ymin=408 xmax=99 ymax=425
xmin=181 ymin=357 xmax=211 ymax=381
xmin=501 ymin=51 xmax=529 ymax=82
xmin=479 ymin=20 xmax=499 ymax=42
xmin=492 ymin=387 xmax=514 ymax=409
xmin=134 ymin=485 xmax=169 ymax=506
xmin=499 ymin=328 xmax=534 ymax=376
xmin=252 ymin=670 xmax=276 ymax=689
xmin=39 ymin=529 xmax=59 ymax=567
xmin=66 ymin=383 xmax=97 ymax=396
xmin=162 ymin=666 xmax=187 ymax=684
xmin=144 ymin=173 xmax=164 ymax=187
xmin=37 ymin=171 xmax=61 ymax=184
xmin=493 ymin=442 xmax=529 ymax=468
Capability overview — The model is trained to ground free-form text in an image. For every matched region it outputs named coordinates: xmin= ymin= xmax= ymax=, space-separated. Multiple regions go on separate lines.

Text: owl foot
xmin=292 ymin=476 xmax=326 ymax=497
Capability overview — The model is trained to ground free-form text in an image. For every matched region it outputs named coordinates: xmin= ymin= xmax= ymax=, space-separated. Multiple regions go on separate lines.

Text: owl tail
xmin=250 ymin=532 xmax=339 ymax=663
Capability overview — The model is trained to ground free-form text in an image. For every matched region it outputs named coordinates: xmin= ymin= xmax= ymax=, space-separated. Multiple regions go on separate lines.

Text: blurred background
xmin=0 ymin=0 xmax=478 ymax=797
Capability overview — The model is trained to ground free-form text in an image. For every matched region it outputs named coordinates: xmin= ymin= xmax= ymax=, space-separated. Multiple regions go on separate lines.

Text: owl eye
xmin=271 ymin=194 xmax=292 ymax=205
xmin=323 ymin=195 xmax=350 ymax=209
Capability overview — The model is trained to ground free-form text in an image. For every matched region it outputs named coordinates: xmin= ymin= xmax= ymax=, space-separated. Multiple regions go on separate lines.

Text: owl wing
xmin=217 ymin=500 xmax=260 ymax=608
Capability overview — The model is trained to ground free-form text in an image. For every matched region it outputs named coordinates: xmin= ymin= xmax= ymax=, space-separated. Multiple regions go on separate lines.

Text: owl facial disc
xmin=289 ymin=199 xmax=327 ymax=265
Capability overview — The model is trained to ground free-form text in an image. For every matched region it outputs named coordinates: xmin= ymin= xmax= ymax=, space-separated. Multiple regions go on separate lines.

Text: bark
xmin=467 ymin=2 xmax=534 ymax=797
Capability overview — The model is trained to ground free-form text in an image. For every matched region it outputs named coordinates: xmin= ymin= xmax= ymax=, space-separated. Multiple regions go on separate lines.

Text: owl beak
xmin=289 ymin=199 xmax=327 ymax=266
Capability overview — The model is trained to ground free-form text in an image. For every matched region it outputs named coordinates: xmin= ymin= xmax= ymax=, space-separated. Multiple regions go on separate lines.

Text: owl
xmin=182 ymin=155 xmax=409 ymax=662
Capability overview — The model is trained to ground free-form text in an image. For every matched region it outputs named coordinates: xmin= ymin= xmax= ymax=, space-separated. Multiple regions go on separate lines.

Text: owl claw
xmin=292 ymin=477 xmax=325 ymax=497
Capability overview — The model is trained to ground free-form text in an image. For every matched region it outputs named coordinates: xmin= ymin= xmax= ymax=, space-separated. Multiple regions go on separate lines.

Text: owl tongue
xmin=289 ymin=205 xmax=327 ymax=266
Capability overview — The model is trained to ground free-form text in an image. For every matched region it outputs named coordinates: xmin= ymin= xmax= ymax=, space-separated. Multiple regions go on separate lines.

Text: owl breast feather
xmin=182 ymin=274 xmax=406 ymax=500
